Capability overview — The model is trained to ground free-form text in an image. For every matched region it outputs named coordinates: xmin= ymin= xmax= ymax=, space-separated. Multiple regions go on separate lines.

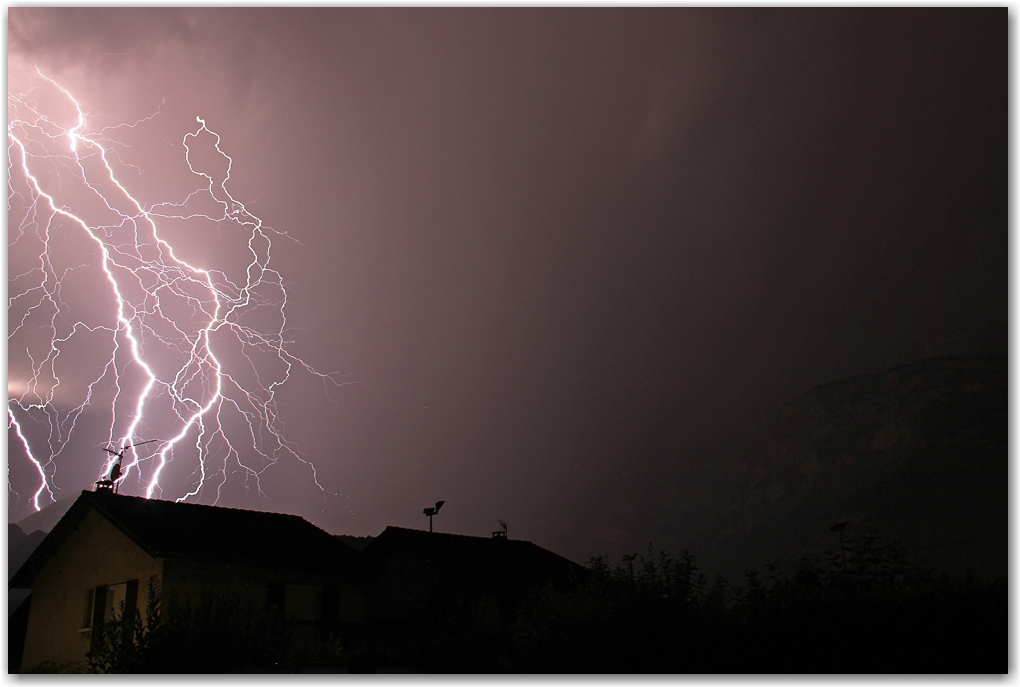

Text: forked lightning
xmin=8 ymin=69 xmax=345 ymax=511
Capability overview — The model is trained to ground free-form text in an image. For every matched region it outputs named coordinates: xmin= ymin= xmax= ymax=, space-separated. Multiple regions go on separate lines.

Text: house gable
xmin=12 ymin=491 xmax=365 ymax=670
xmin=361 ymin=527 xmax=585 ymax=622
xmin=19 ymin=507 xmax=162 ymax=671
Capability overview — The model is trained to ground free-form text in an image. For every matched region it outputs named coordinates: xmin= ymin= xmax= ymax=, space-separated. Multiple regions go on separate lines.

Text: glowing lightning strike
xmin=8 ymin=408 xmax=53 ymax=511
xmin=8 ymin=69 xmax=347 ymax=512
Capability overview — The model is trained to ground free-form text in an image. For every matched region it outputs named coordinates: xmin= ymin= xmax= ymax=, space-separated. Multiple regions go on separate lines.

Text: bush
xmin=498 ymin=533 xmax=1006 ymax=673
xmin=86 ymin=577 xmax=345 ymax=673
xmin=84 ymin=533 xmax=1007 ymax=673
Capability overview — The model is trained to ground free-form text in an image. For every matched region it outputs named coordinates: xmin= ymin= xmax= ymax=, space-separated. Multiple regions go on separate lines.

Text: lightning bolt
xmin=8 ymin=69 xmax=347 ymax=512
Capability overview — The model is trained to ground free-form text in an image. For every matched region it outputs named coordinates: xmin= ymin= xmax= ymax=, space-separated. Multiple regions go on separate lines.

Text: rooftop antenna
xmin=97 ymin=439 xmax=161 ymax=494
xmin=492 ymin=519 xmax=508 ymax=539
xmin=422 ymin=500 xmax=445 ymax=533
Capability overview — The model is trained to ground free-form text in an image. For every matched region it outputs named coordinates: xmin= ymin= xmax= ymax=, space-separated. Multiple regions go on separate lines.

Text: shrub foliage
xmin=85 ymin=578 xmax=342 ymax=673
xmin=81 ymin=532 xmax=1005 ymax=673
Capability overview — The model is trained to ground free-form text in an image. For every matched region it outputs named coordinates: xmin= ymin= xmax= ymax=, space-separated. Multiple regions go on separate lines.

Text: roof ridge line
xmin=382 ymin=525 xmax=531 ymax=542
xmin=85 ymin=490 xmax=311 ymax=521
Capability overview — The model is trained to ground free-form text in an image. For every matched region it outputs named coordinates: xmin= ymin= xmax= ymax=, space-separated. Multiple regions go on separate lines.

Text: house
xmin=9 ymin=490 xmax=362 ymax=671
xmin=9 ymin=522 xmax=46 ymax=671
xmin=347 ymin=526 xmax=586 ymax=671
xmin=10 ymin=491 xmax=585 ymax=672
xmin=361 ymin=526 xmax=585 ymax=626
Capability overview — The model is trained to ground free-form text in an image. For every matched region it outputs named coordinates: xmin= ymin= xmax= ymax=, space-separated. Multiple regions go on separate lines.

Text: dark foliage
xmin=82 ymin=532 xmax=1006 ymax=673
xmin=509 ymin=533 xmax=1004 ymax=673
xmin=85 ymin=578 xmax=344 ymax=673
xmin=373 ymin=531 xmax=1005 ymax=673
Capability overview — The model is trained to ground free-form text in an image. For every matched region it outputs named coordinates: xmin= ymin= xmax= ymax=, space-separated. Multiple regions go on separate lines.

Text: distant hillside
xmin=335 ymin=534 xmax=375 ymax=552
xmin=9 ymin=493 xmax=78 ymax=591
xmin=706 ymin=355 xmax=1006 ymax=580
xmin=9 ymin=523 xmax=45 ymax=619
xmin=15 ymin=493 xmax=78 ymax=535
xmin=9 ymin=494 xmax=110 ymax=597
xmin=8 ymin=523 xmax=46 ymax=581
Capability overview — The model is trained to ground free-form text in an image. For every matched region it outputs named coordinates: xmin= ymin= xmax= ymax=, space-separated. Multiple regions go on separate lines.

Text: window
xmin=80 ymin=588 xmax=95 ymax=631
xmin=284 ymin=585 xmax=321 ymax=623
xmin=86 ymin=580 xmax=140 ymax=650
xmin=106 ymin=582 xmax=128 ymax=622
xmin=284 ymin=585 xmax=321 ymax=645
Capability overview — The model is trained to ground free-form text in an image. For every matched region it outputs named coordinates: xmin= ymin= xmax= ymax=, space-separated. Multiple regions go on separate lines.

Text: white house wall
xmin=20 ymin=508 xmax=163 ymax=671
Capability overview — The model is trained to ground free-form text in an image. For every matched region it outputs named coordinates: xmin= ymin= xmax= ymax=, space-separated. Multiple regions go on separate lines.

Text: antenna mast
xmin=96 ymin=439 xmax=161 ymax=493
xmin=422 ymin=500 xmax=445 ymax=532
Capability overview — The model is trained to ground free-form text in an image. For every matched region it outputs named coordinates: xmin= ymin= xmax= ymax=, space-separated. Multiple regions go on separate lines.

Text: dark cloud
xmin=7 ymin=9 xmax=1005 ymax=568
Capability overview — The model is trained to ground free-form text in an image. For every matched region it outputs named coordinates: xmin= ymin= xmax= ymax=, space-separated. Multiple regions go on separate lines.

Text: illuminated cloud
xmin=6 ymin=10 xmax=1004 ymax=570
xmin=8 ymin=68 xmax=347 ymax=513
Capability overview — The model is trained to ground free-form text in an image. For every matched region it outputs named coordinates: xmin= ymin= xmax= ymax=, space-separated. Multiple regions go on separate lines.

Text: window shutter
xmin=90 ymin=585 xmax=108 ymax=653
xmin=81 ymin=588 xmax=95 ymax=629
xmin=321 ymin=584 xmax=340 ymax=638
xmin=124 ymin=579 xmax=139 ymax=642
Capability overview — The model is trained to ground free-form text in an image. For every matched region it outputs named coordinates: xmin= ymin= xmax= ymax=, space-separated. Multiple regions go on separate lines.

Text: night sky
xmin=6 ymin=9 xmax=1006 ymax=566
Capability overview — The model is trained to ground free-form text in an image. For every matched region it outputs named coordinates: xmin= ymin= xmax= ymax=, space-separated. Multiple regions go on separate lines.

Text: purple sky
xmin=7 ymin=9 xmax=1006 ymax=564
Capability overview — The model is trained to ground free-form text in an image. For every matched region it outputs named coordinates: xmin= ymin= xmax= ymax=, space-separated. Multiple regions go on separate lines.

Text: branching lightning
xmin=8 ymin=69 xmax=346 ymax=511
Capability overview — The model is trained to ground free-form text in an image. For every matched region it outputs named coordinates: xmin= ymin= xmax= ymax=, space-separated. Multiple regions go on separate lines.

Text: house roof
xmin=363 ymin=526 xmax=585 ymax=591
xmin=10 ymin=490 xmax=359 ymax=588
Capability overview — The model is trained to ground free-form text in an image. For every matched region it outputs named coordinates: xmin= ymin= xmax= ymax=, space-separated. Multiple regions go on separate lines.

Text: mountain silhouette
xmin=15 ymin=493 xmax=79 ymax=535
xmin=707 ymin=355 xmax=1006 ymax=580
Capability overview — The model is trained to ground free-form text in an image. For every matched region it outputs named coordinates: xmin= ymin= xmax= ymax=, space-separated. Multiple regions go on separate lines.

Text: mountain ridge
xmin=705 ymin=355 xmax=1006 ymax=580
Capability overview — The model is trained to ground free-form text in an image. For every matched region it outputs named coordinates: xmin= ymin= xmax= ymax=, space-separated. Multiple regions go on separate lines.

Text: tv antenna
xmin=492 ymin=519 xmax=508 ymax=539
xmin=423 ymin=500 xmax=445 ymax=533
xmin=97 ymin=439 xmax=161 ymax=494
